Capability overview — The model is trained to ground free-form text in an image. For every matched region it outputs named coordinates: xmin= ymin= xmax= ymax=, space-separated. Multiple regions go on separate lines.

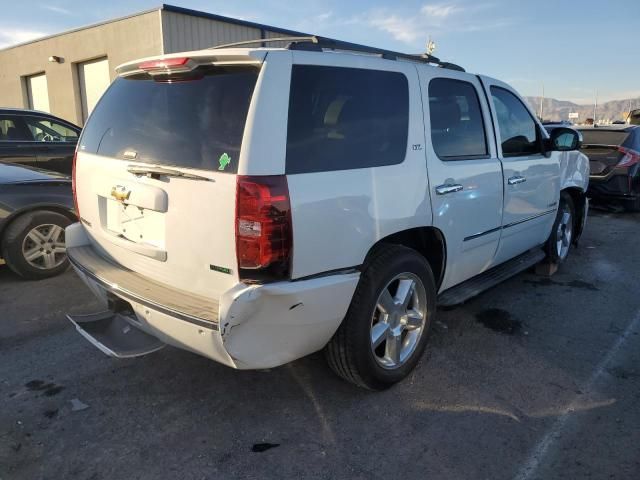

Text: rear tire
xmin=325 ymin=245 xmax=436 ymax=390
xmin=1 ymin=210 xmax=71 ymax=280
xmin=545 ymin=192 xmax=575 ymax=265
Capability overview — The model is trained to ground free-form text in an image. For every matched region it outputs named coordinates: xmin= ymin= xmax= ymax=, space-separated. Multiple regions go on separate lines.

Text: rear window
xmin=579 ymin=129 xmax=630 ymax=146
xmin=79 ymin=66 xmax=259 ymax=173
xmin=286 ymin=66 xmax=409 ymax=174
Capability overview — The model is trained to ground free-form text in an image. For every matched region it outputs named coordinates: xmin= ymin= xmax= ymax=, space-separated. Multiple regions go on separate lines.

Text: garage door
xmin=78 ymin=57 xmax=111 ymax=122
xmin=26 ymin=73 xmax=50 ymax=112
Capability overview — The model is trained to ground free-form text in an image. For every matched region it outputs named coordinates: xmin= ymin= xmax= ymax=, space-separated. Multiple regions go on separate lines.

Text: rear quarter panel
xmin=283 ymin=53 xmax=432 ymax=279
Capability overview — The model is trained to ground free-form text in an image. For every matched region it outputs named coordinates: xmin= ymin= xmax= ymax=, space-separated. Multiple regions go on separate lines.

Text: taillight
xmin=236 ymin=175 xmax=292 ymax=282
xmin=72 ymin=149 xmax=79 ymax=217
xmin=617 ymin=146 xmax=640 ymax=167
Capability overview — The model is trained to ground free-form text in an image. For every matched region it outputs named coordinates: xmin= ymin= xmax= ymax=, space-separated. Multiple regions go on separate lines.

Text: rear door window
xmin=0 ymin=116 xmax=34 ymax=141
xmin=491 ymin=87 xmax=541 ymax=157
xmin=79 ymin=66 xmax=259 ymax=173
xmin=286 ymin=66 xmax=409 ymax=174
xmin=428 ymin=78 xmax=488 ymax=159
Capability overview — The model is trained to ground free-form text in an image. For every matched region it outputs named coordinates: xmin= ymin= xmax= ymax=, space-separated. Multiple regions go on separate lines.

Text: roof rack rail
xmin=210 ymin=35 xmax=465 ymax=72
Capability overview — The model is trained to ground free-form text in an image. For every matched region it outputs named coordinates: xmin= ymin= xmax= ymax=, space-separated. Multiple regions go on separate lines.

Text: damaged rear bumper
xmin=65 ymin=223 xmax=359 ymax=369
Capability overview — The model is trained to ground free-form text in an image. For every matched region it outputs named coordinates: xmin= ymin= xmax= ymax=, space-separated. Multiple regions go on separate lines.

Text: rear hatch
xmin=75 ymin=54 xmax=261 ymax=298
xmin=579 ymin=129 xmax=631 ymax=176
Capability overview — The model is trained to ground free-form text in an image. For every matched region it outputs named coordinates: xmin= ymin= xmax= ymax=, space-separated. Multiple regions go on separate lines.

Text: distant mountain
xmin=523 ymin=96 xmax=640 ymax=123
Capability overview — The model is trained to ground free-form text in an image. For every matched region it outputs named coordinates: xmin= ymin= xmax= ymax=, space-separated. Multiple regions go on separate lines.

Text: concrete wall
xmin=0 ymin=10 xmax=162 ymax=126
xmin=161 ymin=11 xmax=262 ymax=53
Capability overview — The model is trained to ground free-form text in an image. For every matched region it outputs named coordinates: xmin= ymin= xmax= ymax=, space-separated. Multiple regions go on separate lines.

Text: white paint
xmin=26 ymin=72 xmax=50 ymax=112
xmin=513 ymin=309 xmax=640 ymax=480
xmin=78 ymin=57 xmax=111 ymax=122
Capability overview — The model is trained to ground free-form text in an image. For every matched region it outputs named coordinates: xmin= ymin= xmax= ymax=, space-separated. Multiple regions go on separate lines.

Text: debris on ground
xmin=251 ymin=442 xmax=280 ymax=452
xmin=70 ymin=398 xmax=89 ymax=412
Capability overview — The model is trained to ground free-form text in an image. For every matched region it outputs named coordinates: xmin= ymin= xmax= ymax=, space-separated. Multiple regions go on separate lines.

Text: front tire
xmin=325 ymin=245 xmax=436 ymax=390
xmin=545 ymin=192 xmax=575 ymax=265
xmin=1 ymin=210 xmax=72 ymax=280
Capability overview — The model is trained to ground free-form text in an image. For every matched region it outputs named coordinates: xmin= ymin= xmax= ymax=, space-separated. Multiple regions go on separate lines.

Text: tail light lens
xmin=72 ymin=149 xmax=79 ymax=217
xmin=236 ymin=175 xmax=292 ymax=282
xmin=617 ymin=146 xmax=640 ymax=167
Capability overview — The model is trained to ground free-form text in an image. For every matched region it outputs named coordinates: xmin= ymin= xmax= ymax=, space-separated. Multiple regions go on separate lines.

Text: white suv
xmin=66 ymin=37 xmax=589 ymax=389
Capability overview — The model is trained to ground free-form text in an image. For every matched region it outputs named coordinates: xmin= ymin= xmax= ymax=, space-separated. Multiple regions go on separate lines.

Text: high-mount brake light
xmin=138 ymin=57 xmax=192 ymax=73
xmin=617 ymin=146 xmax=640 ymax=168
xmin=236 ymin=176 xmax=292 ymax=281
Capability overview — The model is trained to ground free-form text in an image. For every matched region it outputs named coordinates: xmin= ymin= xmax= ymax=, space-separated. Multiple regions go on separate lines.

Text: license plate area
xmin=105 ymin=199 xmax=165 ymax=248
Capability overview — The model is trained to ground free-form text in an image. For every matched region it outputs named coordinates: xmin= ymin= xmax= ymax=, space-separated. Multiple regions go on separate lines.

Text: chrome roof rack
xmin=210 ymin=35 xmax=465 ymax=72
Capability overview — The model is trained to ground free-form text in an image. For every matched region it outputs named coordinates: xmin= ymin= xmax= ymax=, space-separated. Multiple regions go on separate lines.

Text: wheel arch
xmin=363 ymin=227 xmax=447 ymax=290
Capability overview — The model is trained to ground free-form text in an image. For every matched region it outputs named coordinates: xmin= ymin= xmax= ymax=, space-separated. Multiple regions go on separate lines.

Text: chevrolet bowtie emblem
xmin=111 ymin=185 xmax=131 ymax=203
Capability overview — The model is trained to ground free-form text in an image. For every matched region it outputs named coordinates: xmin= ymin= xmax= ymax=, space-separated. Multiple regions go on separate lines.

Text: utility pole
xmin=539 ymin=83 xmax=545 ymax=121
xmin=593 ymin=90 xmax=598 ymax=125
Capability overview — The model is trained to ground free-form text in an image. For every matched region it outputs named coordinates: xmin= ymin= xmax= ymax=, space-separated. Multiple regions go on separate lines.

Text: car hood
xmin=0 ymin=163 xmax=71 ymax=185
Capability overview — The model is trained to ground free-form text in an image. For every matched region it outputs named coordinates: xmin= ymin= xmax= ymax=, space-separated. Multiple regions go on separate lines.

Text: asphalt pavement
xmin=1 ymin=209 xmax=639 ymax=480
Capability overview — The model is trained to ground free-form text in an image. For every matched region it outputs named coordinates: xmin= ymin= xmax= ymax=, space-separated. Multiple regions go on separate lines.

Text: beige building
xmin=0 ymin=4 xmax=305 ymax=126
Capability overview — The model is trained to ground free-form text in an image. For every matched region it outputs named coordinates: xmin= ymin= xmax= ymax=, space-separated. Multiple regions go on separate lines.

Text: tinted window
xmin=80 ymin=66 xmax=259 ymax=173
xmin=491 ymin=87 xmax=541 ymax=157
xmin=429 ymin=78 xmax=487 ymax=158
xmin=25 ymin=117 xmax=78 ymax=142
xmin=286 ymin=66 xmax=409 ymax=174
xmin=0 ymin=116 xmax=33 ymax=141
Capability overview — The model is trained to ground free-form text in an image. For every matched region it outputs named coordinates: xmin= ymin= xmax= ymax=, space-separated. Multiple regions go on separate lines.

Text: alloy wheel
xmin=556 ymin=206 xmax=573 ymax=260
xmin=370 ymin=272 xmax=428 ymax=369
xmin=21 ymin=224 xmax=66 ymax=270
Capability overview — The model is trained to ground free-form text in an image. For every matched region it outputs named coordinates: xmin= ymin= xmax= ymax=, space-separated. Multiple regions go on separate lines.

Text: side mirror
xmin=549 ymin=127 xmax=582 ymax=151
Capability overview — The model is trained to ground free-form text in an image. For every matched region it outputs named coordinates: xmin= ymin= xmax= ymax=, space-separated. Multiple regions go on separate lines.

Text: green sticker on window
xmin=218 ymin=153 xmax=231 ymax=171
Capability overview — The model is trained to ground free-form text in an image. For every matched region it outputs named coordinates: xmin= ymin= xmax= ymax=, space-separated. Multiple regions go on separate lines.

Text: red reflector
xmin=72 ymin=149 xmax=79 ymax=217
xmin=617 ymin=146 xmax=640 ymax=167
xmin=138 ymin=57 xmax=190 ymax=71
xmin=236 ymin=176 xmax=292 ymax=279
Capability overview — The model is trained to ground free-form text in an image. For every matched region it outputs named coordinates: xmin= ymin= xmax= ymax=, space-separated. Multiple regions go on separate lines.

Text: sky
xmin=1 ymin=0 xmax=639 ymax=104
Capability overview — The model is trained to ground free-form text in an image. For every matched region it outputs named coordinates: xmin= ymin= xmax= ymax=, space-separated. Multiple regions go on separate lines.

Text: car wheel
xmin=325 ymin=245 xmax=436 ymax=390
xmin=545 ymin=192 xmax=575 ymax=265
xmin=1 ymin=210 xmax=72 ymax=280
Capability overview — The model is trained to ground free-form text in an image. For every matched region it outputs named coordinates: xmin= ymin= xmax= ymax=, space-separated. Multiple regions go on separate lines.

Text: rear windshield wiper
xmin=126 ymin=165 xmax=214 ymax=181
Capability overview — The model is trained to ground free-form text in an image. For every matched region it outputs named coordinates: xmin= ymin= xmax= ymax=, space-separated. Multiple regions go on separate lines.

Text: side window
xmin=0 ymin=116 xmax=34 ymax=141
xmin=491 ymin=87 xmax=541 ymax=157
xmin=286 ymin=66 xmax=409 ymax=174
xmin=428 ymin=78 xmax=488 ymax=159
xmin=25 ymin=117 xmax=78 ymax=142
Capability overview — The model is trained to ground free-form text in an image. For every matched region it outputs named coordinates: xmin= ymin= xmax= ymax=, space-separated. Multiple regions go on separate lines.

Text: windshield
xmin=79 ymin=66 xmax=259 ymax=173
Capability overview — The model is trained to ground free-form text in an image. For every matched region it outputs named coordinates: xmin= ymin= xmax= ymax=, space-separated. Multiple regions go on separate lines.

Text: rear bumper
xmin=588 ymin=168 xmax=640 ymax=201
xmin=65 ymin=223 xmax=359 ymax=369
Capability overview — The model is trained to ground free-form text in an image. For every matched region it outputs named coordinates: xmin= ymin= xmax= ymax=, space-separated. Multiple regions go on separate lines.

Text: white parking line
xmin=514 ymin=308 xmax=640 ymax=480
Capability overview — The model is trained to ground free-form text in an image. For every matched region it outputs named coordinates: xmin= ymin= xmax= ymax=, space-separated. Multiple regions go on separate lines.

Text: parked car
xmin=576 ymin=125 xmax=640 ymax=211
xmin=65 ymin=38 xmax=589 ymax=389
xmin=629 ymin=109 xmax=640 ymax=126
xmin=0 ymin=163 xmax=75 ymax=279
xmin=0 ymin=108 xmax=81 ymax=175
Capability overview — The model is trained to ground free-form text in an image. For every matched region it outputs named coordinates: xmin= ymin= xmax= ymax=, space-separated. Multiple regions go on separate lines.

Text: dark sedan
xmin=0 ymin=108 xmax=80 ymax=175
xmin=0 ymin=163 xmax=76 ymax=279
xmin=577 ymin=125 xmax=640 ymax=211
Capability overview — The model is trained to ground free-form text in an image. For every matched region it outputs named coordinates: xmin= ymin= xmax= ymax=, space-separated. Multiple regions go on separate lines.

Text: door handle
xmin=435 ymin=183 xmax=463 ymax=195
xmin=508 ymin=175 xmax=526 ymax=185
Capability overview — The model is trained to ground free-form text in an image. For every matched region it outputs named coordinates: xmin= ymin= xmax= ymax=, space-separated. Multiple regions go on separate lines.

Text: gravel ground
xmin=1 ymin=210 xmax=639 ymax=480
